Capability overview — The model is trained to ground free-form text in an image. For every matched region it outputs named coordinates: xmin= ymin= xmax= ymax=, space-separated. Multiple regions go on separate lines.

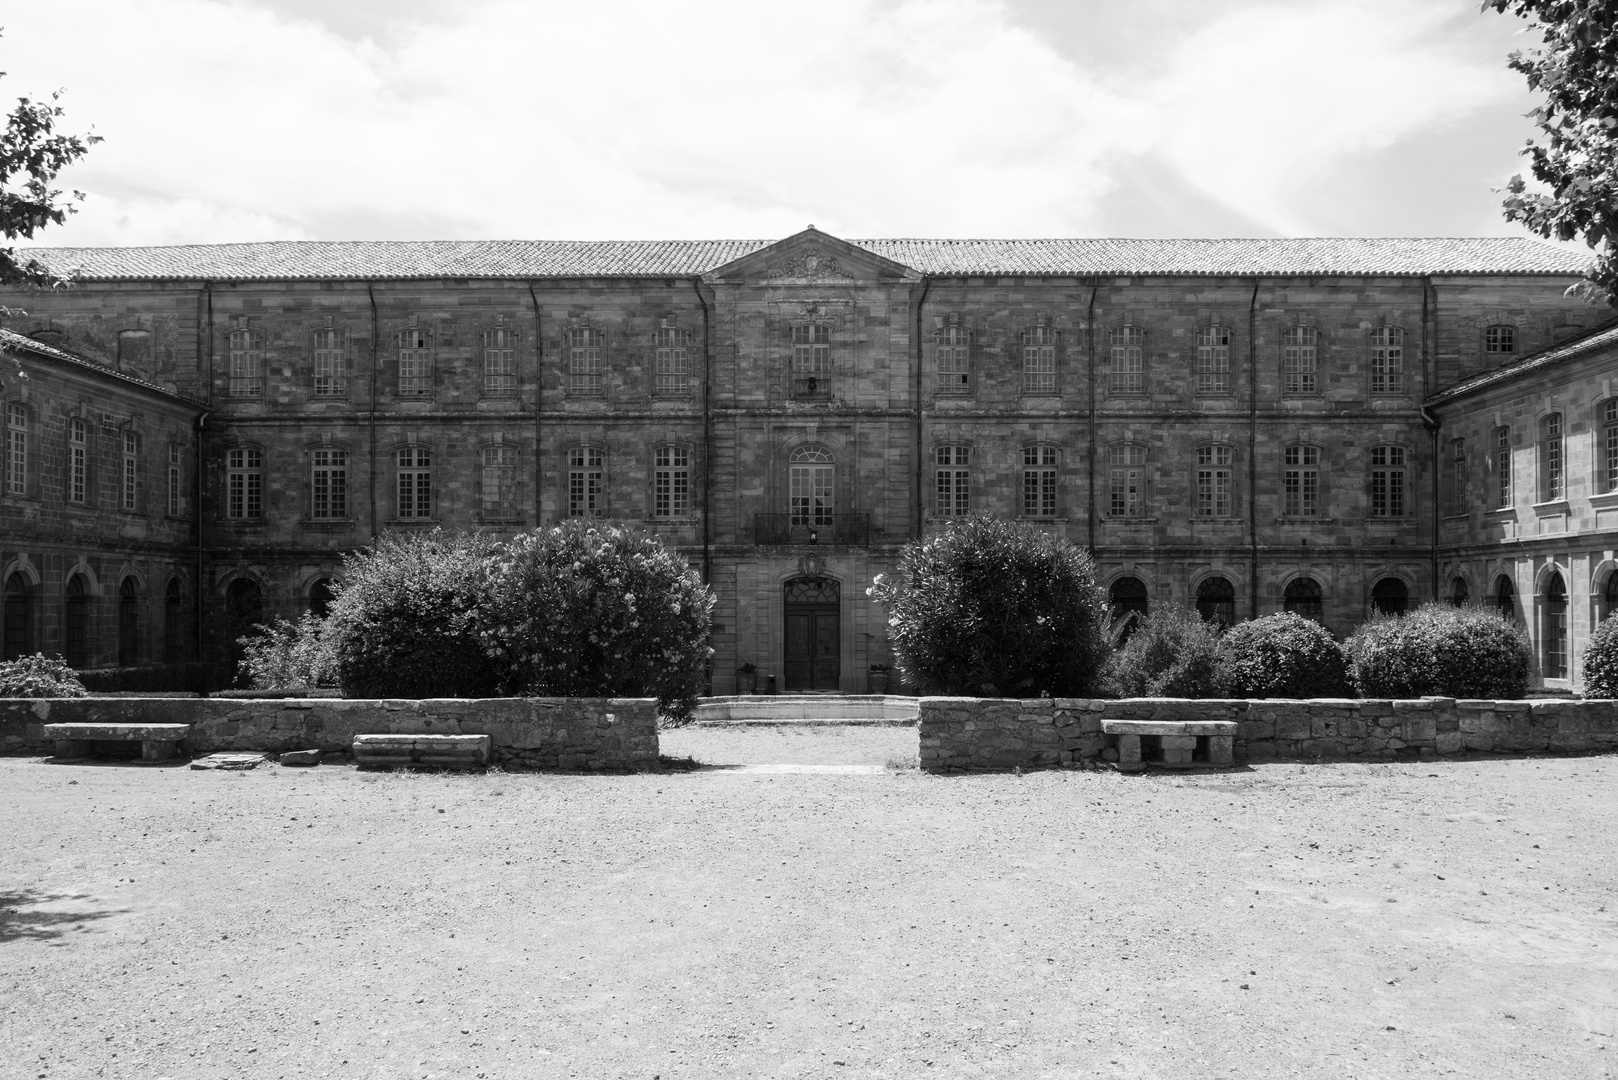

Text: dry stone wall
xmin=919 ymin=696 xmax=1618 ymax=773
xmin=0 ymin=696 xmax=658 ymax=772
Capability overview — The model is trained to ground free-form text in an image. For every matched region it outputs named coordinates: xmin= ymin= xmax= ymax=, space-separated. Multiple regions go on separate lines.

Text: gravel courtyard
xmin=2 ymin=728 xmax=1615 ymax=1080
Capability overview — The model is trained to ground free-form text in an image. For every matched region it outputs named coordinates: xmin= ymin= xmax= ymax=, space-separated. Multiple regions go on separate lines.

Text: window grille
xmin=121 ymin=430 xmax=139 ymax=512
xmin=1023 ymin=445 xmax=1058 ymax=518
xmin=226 ymin=447 xmax=263 ymax=519
xmin=228 ymin=329 xmax=264 ymax=396
xmin=1496 ymin=425 xmax=1512 ymax=508
xmin=1109 ymin=444 xmax=1146 ymax=518
xmin=934 ymin=446 xmax=970 ymax=517
xmin=1283 ymin=445 xmax=1320 ymax=517
xmin=653 ymin=325 xmax=691 ymax=396
xmin=1282 ymin=326 xmax=1317 ymax=395
xmin=654 ymin=446 xmax=690 ymax=517
xmin=1370 ymin=445 xmax=1406 ymax=517
xmin=1369 ymin=327 xmax=1404 ymax=394
xmin=1197 ymin=326 xmax=1231 ymax=394
xmin=396 ymin=447 xmax=432 ymax=518
xmin=568 ymin=327 xmax=604 ymax=395
xmin=1195 ymin=445 xmax=1232 ymax=517
xmin=1485 ymin=325 xmax=1516 ymax=355
xmin=311 ymin=448 xmax=348 ymax=519
xmin=483 ymin=327 xmax=518 ymax=396
xmin=1109 ymin=326 xmax=1144 ymax=394
xmin=397 ymin=329 xmax=433 ymax=397
xmin=1022 ymin=325 xmax=1057 ymax=394
xmin=936 ymin=323 xmax=971 ymax=395
xmin=480 ymin=445 xmax=519 ymax=518
xmin=568 ymin=447 xmax=604 ymax=517
xmin=1542 ymin=412 xmax=1563 ymax=501
xmin=68 ymin=417 xmax=86 ymax=504
xmin=313 ymin=328 xmax=347 ymax=395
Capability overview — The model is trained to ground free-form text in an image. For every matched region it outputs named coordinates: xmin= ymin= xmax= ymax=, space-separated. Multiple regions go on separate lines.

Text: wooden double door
xmin=783 ymin=576 xmax=840 ymax=691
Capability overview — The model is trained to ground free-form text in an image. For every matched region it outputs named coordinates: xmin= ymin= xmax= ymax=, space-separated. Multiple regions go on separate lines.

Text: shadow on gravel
xmin=0 ymin=889 xmax=128 ymax=945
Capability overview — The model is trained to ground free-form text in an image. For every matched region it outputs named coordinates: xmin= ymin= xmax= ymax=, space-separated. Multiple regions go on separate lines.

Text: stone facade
xmin=1 ymin=229 xmax=1610 ymax=691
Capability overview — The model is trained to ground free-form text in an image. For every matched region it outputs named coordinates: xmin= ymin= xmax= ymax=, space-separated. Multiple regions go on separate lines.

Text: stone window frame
xmin=1494 ymin=424 xmax=1513 ymax=509
xmin=1283 ymin=574 xmax=1325 ymax=622
xmin=116 ymin=328 xmax=152 ymax=375
xmin=307 ymin=441 xmax=353 ymax=522
xmin=933 ymin=315 xmax=973 ymax=398
xmin=395 ymin=324 xmax=436 ymax=399
xmin=227 ymin=326 xmax=266 ymax=397
xmin=787 ymin=443 xmax=836 ymax=527
xmin=788 ymin=320 xmax=836 ymax=400
xmin=1020 ymin=319 xmax=1059 ymax=397
xmin=167 ymin=442 xmax=184 ymax=519
xmin=566 ymin=442 xmax=608 ymax=518
xmin=1021 ymin=442 xmax=1061 ymax=519
xmin=651 ymin=443 xmax=694 ymax=519
xmin=120 ymin=427 xmax=142 ymax=514
xmin=1601 ymin=398 xmax=1618 ymax=494
xmin=66 ymin=413 xmax=90 ymax=505
xmin=652 ymin=318 xmax=694 ymax=398
xmin=393 ymin=442 xmax=435 ymax=521
xmin=1483 ymin=323 xmax=1517 ymax=357
xmin=477 ymin=440 xmax=523 ymax=522
xmin=311 ymin=324 xmax=351 ymax=398
xmin=1281 ymin=442 xmax=1323 ymax=518
xmin=1106 ymin=442 xmax=1149 ymax=519
xmin=1280 ymin=325 xmax=1320 ymax=396
xmin=566 ymin=324 xmax=607 ymax=397
xmin=1107 ymin=324 xmax=1146 ymax=396
xmin=1193 ymin=442 xmax=1236 ymax=519
xmin=1195 ymin=325 xmax=1233 ymax=396
xmin=4 ymin=400 xmax=33 ymax=499
xmin=480 ymin=322 xmax=520 ymax=399
xmin=933 ymin=442 xmax=972 ymax=518
xmin=1446 ymin=435 xmax=1467 ymax=517
xmin=1368 ymin=443 xmax=1412 ymax=518
xmin=1367 ymin=325 xmax=1407 ymax=396
xmin=1539 ymin=410 xmax=1565 ymax=503
xmin=223 ymin=443 xmax=266 ymax=521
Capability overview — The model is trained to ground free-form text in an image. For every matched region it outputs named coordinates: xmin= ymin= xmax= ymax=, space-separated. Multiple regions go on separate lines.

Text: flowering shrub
xmin=1583 ymin=612 xmax=1618 ymax=698
xmin=326 ymin=530 xmax=508 ymax=698
xmin=0 ymin=653 xmax=88 ymax=697
xmin=1347 ymin=604 xmax=1531 ymax=699
xmin=483 ymin=520 xmax=714 ymax=722
xmin=1217 ymin=612 xmax=1351 ymax=698
xmin=238 ymin=613 xmax=338 ymax=691
xmin=1104 ymin=604 xmax=1221 ymax=698
xmin=869 ymin=515 xmax=1110 ymax=697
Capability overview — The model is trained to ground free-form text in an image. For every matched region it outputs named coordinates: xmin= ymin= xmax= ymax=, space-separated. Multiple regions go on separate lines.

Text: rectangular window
xmin=789 ymin=463 xmax=834 ymax=527
xmin=1196 ymin=327 xmax=1231 ymax=394
xmin=1109 ymin=445 xmax=1146 ymax=518
xmin=1282 ymin=327 xmax=1317 ymax=395
xmin=1496 ymin=426 xmax=1512 ymax=508
xmin=1283 ymin=445 xmax=1320 ymax=517
xmin=1023 ymin=445 xmax=1058 ymax=518
xmin=311 ymin=448 xmax=348 ymax=519
xmin=1605 ymin=401 xmax=1618 ymax=492
xmin=1448 ymin=438 xmax=1467 ymax=516
xmin=6 ymin=403 xmax=25 ymax=496
xmin=1542 ymin=413 xmax=1564 ymax=501
xmin=396 ymin=447 xmax=432 ymax=518
xmin=568 ymin=327 xmax=604 ymax=395
xmin=313 ymin=329 xmax=347 ymax=396
xmin=936 ymin=324 xmax=971 ymax=395
xmin=934 ymin=446 xmax=970 ymax=516
xmin=168 ymin=444 xmax=182 ymax=517
xmin=1370 ymin=445 xmax=1407 ymax=517
xmin=1109 ymin=326 xmax=1144 ymax=394
xmin=1485 ymin=325 xmax=1516 ymax=354
xmin=483 ymin=327 xmax=518 ymax=397
xmin=398 ymin=329 xmax=433 ymax=397
xmin=792 ymin=323 xmax=832 ymax=374
xmin=226 ymin=447 xmax=263 ymax=519
xmin=121 ymin=431 xmax=139 ymax=512
xmin=480 ymin=445 xmax=519 ymax=518
xmin=68 ymin=418 xmax=86 ymax=504
xmin=654 ymin=446 xmax=690 ymax=517
xmin=228 ymin=329 xmax=264 ymax=396
xmin=568 ymin=447 xmax=604 ymax=517
xmin=1022 ymin=326 xmax=1056 ymax=394
xmin=653 ymin=326 xmax=690 ymax=396
xmin=1369 ymin=327 xmax=1404 ymax=394
xmin=1196 ymin=445 xmax=1232 ymax=518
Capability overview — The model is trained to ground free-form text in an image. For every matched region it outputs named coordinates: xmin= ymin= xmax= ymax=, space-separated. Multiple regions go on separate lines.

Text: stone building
xmin=0 ymin=227 xmax=1611 ymax=690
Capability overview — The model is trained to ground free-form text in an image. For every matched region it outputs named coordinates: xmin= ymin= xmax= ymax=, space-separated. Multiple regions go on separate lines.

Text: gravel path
xmin=2 ymin=746 xmax=1616 ymax=1079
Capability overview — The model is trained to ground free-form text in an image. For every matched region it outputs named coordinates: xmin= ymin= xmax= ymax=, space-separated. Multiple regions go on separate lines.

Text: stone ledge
xmin=1101 ymin=720 xmax=1237 ymax=736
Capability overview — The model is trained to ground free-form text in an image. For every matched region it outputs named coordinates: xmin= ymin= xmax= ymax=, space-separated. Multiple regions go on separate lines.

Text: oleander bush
xmin=0 ymin=653 xmax=88 ymax=697
xmin=1104 ymin=603 xmax=1221 ymax=698
xmin=869 ymin=515 xmax=1110 ymax=697
xmin=325 ymin=530 xmax=508 ymax=699
xmin=1347 ymin=604 xmax=1531 ymax=699
xmin=1583 ymin=612 xmax=1618 ymax=698
xmin=238 ymin=613 xmax=339 ymax=692
xmin=1216 ymin=612 xmax=1351 ymax=699
xmin=482 ymin=520 xmax=715 ymax=722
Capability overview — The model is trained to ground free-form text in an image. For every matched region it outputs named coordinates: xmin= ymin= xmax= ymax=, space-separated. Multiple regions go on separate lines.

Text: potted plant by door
xmin=737 ymin=663 xmax=758 ymax=695
xmin=868 ymin=663 xmax=891 ymax=694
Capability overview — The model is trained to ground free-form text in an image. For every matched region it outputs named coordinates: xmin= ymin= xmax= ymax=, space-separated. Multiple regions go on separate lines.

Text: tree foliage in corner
xmin=1486 ymin=1 xmax=1618 ymax=302
xmin=0 ymin=30 xmax=101 ymax=287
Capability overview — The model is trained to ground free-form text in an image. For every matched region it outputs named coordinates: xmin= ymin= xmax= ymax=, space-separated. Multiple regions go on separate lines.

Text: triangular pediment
xmin=703 ymin=227 xmax=921 ymax=285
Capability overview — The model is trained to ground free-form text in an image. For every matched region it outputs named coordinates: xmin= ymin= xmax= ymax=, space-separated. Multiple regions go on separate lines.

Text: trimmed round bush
xmin=869 ymin=515 xmax=1110 ymax=697
xmin=483 ymin=520 xmax=715 ymax=722
xmin=0 ymin=653 xmax=88 ymax=698
xmin=1217 ymin=612 xmax=1351 ymax=698
xmin=326 ymin=530 xmax=507 ymax=699
xmin=1582 ymin=612 xmax=1618 ymax=698
xmin=1347 ymin=604 xmax=1531 ymax=699
xmin=1105 ymin=603 xmax=1221 ymax=698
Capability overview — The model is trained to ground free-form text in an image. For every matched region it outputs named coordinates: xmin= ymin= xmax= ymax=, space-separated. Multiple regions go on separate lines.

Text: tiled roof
xmin=0 ymin=328 xmax=205 ymax=408
xmin=14 ymin=236 xmax=1591 ymax=282
xmin=1426 ymin=318 xmax=1618 ymax=406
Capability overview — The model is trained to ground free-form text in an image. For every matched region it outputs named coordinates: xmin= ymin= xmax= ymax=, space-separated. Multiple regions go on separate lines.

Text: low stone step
xmin=696 ymin=695 xmax=919 ymax=725
xmin=352 ymin=734 xmax=490 ymax=770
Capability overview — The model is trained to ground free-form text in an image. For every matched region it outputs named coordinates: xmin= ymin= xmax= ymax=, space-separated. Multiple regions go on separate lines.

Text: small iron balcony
xmin=753 ymin=513 xmax=870 ymax=546
xmin=790 ymin=375 xmax=834 ymax=400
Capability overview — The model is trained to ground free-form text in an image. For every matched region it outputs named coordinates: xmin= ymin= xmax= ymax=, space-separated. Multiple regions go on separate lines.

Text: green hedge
xmin=1346 ymin=605 xmax=1531 ymax=699
xmin=0 ymin=654 xmax=88 ymax=697
xmin=76 ymin=662 xmax=209 ymax=695
xmin=1582 ymin=612 xmax=1618 ymax=698
xmin=1217 ymin=612 xmax=1351 ymax=698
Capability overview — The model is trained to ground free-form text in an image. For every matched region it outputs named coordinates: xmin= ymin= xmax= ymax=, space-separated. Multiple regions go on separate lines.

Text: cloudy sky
xmin=2 ymin=0 xmax=1563 ymax=247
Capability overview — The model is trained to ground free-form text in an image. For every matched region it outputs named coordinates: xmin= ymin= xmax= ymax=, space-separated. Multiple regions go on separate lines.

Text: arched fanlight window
xmin=1196 ymin=576 xmax=1235 ymax=628
xmin=1371 ymin=578 xmax=1409 ymax=616
xmin=1284 ymin=577 xmax=1323 ymax=621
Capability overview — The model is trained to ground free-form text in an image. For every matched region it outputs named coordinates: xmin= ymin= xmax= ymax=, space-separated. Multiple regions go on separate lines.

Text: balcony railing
xmin=790 ymin=375 xmax=833 ymax=400
xmin=753 ymin=513 xmax=869 ymax=546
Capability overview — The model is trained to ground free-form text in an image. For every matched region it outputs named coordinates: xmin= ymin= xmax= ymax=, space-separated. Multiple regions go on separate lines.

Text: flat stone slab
xmin=190 ymin=753 xmax=265 ymax=771
xmin=1101 ymin=720 xmax=1237 ymax=736
xmin=278 ymin=749 xmax=321 ymax=767
xmin=43 ymin=723 xmax=190 ymax=740
xmin=705 ymin=763 xmax=887 ymax=775
xmin=353 ymin=734 xmax=490 ymax=769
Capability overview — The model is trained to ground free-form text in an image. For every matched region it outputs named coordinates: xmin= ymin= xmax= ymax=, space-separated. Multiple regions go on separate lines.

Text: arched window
xmin=1283 ymin=445 xmax=1320 ymax=517
xmin=1285 ymin=577 xmax=1323 ymax=621
xmin=935 ymin=445 xmax=971 ymax=517
xmin=397 ymin=327 xmax=434 ymax=397
xmin=1196 ymin=576 xmax=1235 ymax=628
xmin=1604 ymin=571 xmax=1618 ymax=624
xmin=64 ymin=575 xmax=89 ymax=669
xmin=1372 ymin=578 xmax=1408 ymax=616
xmin=228 ymin=328 xmax=264 ymax=396
xmin=1282 ymin=326 xmax=1318 ymax=395
xmin=1108 ymin=326 xmax=1144 ymax=394
xmin=1369 ymin=327 xmax=1404 ymax=394
xmin=483 ymin=326 xmax=518 ymax=397
xmin=1109 ymin=577 xmax=1149 ymax=620
xmin=164 ymin=578 xmax=184 ymax=663
xmin=1109 ymin=445 xmax=1147 ymax=518
xmin=309 ymin=577 xmax=336 ymax=619
xmin=6 ymin=402 xmax=28 ymax=495
xmin=1496 ymin=575 xmax=1516 ymax=621
xmin=1196 ymin=326 xmax=1231 ymax=394
xmin=67 ymin=417 xmax=87 ymax=504
xmin=224 ymin=578 xmax=263 ymax=680
xmin=790 ymin=445 xmax=834 ymax=528
xmin=1541 ymin=413 xmax=1564 ymax=501
xmin=118 ymin=577 xmax=139 ymax=666
xmin=1450 ymin=577 xmax=1469 ymax=607
xmin=652 ymin=321 xmax=690 ymax=397
xmin=1023 ymin=445 xmax=1059 ymax=518
xmin=396 ymin=447 xmax=433 ymax=519
xmin=3 ymin=573 xmax=32 ymax=661
xmin=313 ymin=327 xmax=348 ymax=396
xmin=567 ymin=446 xmax=605 ymax=517
xmin=1021 ymin=323 xmax=1057 ymax=394
xmin=1544 ymin=571 xmax=1568 ymax=679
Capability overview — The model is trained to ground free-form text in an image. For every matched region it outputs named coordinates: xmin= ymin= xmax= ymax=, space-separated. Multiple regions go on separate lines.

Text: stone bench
xmin=43 ymin=722 xmax=191 ymax=763
xmin=1101 ymin=719 xmax=1236 ymax=772
xmin=352 ymin=734 xmax=490 ymax=770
